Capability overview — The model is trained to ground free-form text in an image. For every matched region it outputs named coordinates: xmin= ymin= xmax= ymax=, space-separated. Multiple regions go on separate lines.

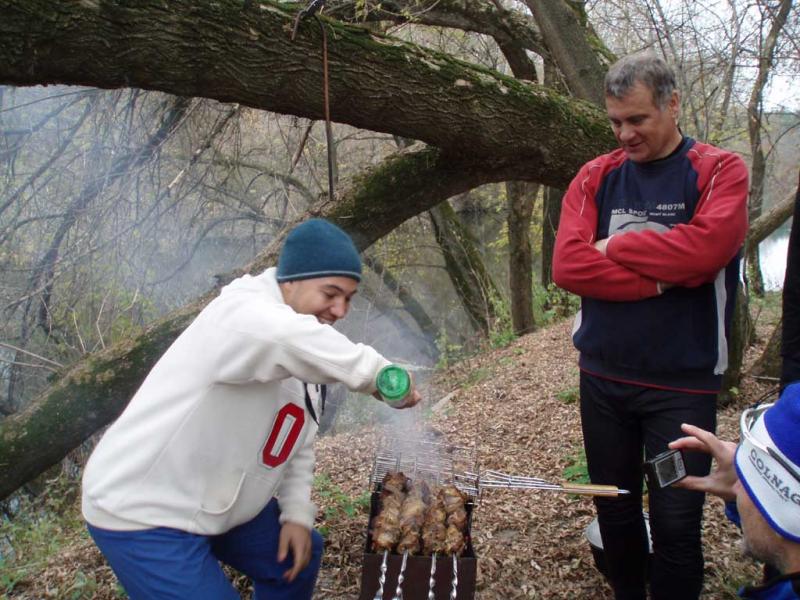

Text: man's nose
xmin=618 ymin=123 xmax=636 ymax=141
xmin=330 ymin=299 xmax=348 ymax=319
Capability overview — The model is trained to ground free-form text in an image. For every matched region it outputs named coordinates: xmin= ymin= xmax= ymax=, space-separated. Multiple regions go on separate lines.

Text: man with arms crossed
xmin=553 ymin=53 xmax=748 ymax=599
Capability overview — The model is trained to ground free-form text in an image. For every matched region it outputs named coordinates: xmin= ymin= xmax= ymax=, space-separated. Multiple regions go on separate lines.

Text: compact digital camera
xmin=644 ymin=449 xmax=687 ymax=489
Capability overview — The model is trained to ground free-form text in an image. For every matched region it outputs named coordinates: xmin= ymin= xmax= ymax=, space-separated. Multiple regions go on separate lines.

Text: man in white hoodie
xmin=81 ymin=218 xmax=420 ymax=599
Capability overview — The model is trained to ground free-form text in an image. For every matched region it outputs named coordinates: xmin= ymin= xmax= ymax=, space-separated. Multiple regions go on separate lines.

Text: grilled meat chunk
xmin=422 ymin=492 xmax=448 ymax=554
xmin=396 ymin=481 xmax=428 ymax=555
xmin=371 ymin=472 xmax=408 ymax=552
xmin=440 ymin=484 xmax=468 ymax=556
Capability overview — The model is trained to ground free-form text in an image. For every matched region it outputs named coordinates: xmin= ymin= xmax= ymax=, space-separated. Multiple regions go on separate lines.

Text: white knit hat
xmin=734 ymin=382 xmax=800 ymax=543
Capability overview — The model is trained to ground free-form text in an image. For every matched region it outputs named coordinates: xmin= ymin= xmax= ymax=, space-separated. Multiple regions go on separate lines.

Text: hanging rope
xmin=291 ymin=1 xmax=336 ymax=202
xmin=320 ymin=21 xmax=335 ymax=202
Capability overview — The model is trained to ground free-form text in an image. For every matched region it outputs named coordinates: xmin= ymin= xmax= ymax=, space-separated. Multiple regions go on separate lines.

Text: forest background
xmin=0 ymin=0 xmax=798 ymax=596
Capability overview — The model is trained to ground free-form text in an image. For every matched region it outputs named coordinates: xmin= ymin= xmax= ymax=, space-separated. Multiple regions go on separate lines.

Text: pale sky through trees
xmin=766 ymin=74 xmax=800 ymax=110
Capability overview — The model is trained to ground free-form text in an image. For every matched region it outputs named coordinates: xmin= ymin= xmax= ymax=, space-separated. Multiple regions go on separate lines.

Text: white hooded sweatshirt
xmin=82 ymin=267 xmax=388 ymax=534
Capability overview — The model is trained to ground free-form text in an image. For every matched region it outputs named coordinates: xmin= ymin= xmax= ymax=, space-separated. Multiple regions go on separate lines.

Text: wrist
xmin=604 ymin=234 xmax=615 ymax=257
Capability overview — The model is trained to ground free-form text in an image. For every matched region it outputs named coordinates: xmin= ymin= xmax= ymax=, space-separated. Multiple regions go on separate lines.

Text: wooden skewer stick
xmin=560 ymin=483 xmax=630 ymax=496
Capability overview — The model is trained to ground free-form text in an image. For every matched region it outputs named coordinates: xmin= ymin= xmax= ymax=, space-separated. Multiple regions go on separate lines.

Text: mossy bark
xmin=0 ymin=0 xmax=620 ymax=498
xmin=0 ymin=0 xmax=615 ymax=182
xmin=0 ymin=146 xmax=528 ymax=499
xmin=526 ymin=0 xmax=608 ymax=105
xmin=429 ymin=202 xmax=500 ymax=336
xmin=507 ymin=181 xmax=537 ymax=335
xmin=0 ymin=308 xmax=198 ymax=499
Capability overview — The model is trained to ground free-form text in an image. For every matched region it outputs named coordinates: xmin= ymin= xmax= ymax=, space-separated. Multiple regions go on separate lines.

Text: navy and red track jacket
xmin=553 ymin=137 xmax=749 ymax=393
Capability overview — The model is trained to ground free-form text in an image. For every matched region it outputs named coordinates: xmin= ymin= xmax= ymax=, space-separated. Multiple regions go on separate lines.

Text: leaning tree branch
xmin=0 ymin=143 xmax=550 ymax=499
xmin=320 ymin=0 xmax=548 ymax=58
xmin=0 ymin=0 xmax=615 ymax=175
xmin=747 ymin=187 xmax=798 ymax=248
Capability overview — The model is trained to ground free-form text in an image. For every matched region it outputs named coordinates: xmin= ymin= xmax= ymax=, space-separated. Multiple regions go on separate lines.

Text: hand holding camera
xmin=667 ymin=423 xmax=738 ymax=501
xmin=644 ymin=449 xmax=688 ymax=489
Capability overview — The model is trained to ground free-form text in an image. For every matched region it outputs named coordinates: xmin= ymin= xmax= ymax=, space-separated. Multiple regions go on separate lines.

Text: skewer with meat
xmin=440 ymin=484 xmax=468 ymax=556
xmin=381 ymin=471 xmax=407 ymax=496
xmin=396 ymin=480 xmax=429 ymax=555
xmin=371 ymin=472 xmax=408 ymax=552
xmin=421 ymin=487 xmax=448 ymax=555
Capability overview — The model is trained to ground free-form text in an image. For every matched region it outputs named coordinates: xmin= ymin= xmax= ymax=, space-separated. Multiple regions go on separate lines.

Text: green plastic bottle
xmin=376 ymin=364 xmax=411 ymax=405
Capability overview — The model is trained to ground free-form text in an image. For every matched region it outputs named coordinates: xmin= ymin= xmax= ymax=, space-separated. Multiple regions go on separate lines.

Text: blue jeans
xmin=580 ymin=372 xmax=716 ymax=600
xmin=88 ymin=499 xmax=323 ymax=600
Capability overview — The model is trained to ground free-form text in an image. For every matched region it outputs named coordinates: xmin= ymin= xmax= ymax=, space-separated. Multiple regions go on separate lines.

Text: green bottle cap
xmin=376 ymin=365 xmax=411 ymax=404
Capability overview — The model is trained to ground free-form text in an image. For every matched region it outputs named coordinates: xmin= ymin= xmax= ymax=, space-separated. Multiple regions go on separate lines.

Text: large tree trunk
xmin=0 ymin=307 xmax=200 ymax=501
xmin=524 ymin=0 xmax=608 ymax=106
xmin=506 ymin=181 xmax=537 ymax=335
xmin=0 ymin=146 xmax=505 ymax=500
xmin=719 ymin=283 xmax=752 ymax=407
xmin=744 ymin=0 xmax=793 ymax=298
xmin=428 ymin=202 xmax=500 ymax=336
xmin=327 ymin=0 xmax=547 ymax=59
xmin=541 ymin=186 xmax=563 ymax=287
xmin=0 ymin=0 xmax=615 ymax=186
xmin=0 ymin=0 xmax=611 ymax=500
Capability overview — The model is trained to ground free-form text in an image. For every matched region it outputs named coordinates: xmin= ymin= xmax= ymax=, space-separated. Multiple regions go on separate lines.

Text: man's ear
xmin=279 ymin=281 xmax=294 ymax=304
xmin=669 ymin=90 xmax=680 ymax=121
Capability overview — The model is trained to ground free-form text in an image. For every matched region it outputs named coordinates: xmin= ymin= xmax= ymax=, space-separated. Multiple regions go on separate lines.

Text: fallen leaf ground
xmin=311 ymin=319 xmax=770 ymax=599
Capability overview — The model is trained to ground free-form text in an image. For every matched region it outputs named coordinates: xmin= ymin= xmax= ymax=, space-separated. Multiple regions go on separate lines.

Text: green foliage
xmin=435 ymin=329 xmax=466 ymax=370
xmin=0 ymin=480 xmax=91 ymax=597
xmin=533 ymin=283 xmax=580 ymax=325
xmin=487 ymin=290 xmax=517 ymax=348
xmin=562 ymin=447 xmax=591 ymax=485
xmin=556 ymin=386 xmax=579 ymax=404
xmin=64 ymin=571 xmax=99 ymax=599
xmin=0 ymin=559 xmax=23 ymax=595
xmin=314 ymin=474 xmax=371 ymax=530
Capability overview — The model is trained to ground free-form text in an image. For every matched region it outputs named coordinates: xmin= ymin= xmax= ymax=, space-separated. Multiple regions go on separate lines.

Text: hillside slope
xmin=312 ymin=319 xmax=764 ymax=599
xmin=5 ymin=318 xmax=775 ymax=598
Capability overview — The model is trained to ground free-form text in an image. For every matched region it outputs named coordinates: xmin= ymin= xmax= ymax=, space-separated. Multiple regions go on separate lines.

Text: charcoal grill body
xmin=358 ymin=490 xmax=477 ymax=600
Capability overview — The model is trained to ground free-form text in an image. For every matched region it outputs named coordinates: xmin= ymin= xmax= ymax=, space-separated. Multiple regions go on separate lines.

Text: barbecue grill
xmin=356 ymin=432 xmax=630 ymax=599
xmin=358 ymin=435 xmax=479 ymax=600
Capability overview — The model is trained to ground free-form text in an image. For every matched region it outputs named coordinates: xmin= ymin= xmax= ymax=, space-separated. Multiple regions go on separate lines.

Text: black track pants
xmin=579 ymin=371 xmax=716 ymax=600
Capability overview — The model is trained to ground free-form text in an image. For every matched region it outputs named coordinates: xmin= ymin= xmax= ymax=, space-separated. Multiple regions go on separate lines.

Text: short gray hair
xmin=605 ymin=53 xmax=677 ymax=108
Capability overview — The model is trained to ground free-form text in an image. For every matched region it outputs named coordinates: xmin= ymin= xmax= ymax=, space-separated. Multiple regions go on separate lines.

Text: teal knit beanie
xmin=276 ymin=219 xmax=362 ymax=283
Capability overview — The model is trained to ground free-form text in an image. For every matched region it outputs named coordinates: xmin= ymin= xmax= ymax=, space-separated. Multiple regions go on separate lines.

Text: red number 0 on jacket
xmin=261 ymin=403 xmax=305 ymax=468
